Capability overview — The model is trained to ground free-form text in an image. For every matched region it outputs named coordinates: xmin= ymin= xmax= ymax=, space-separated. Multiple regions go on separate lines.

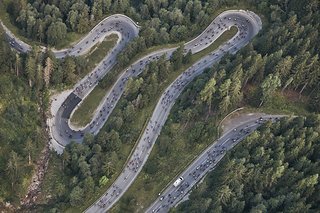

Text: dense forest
xmin=0 ymin=27 xmax=47 ymax=204
xmin=175 ymin=116 xmax=320 ymax=212
xmin=0 ymin=0 xmax=319 ymax=211
xmin=41 ymin=0 xmax=320 ymax=209
xmin=0 ymin=16 xmax=91 ymax=206
xmin=3 ymin=0 xmax=320 ymax=106
xmin=5 ymin=0 xmax=224 ymax=45
xmin=115 ymin=0 xmax=320 ymax=211
xmin=37 ymin=49 xmax=191 ymax=211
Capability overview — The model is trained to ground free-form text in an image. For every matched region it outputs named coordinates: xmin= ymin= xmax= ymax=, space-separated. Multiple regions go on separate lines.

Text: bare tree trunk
xmin=243 ymin=77 xmax=249 ymax=88
xmin=299 ymin=82 xmax=308 ymax=99
xmin=259 ymin=100 xmax=264 ymax=107
xmin=183 ymin=120 xmax=189 ymax=129
xmin=299 ymin=82 xmax=308 ymax=95
xmin=16 ymin=65 xmax=19 ymax=77
xmin=281 ymin=84 xmax=289 ymax=93
xmin=28 ymin=153 xmax=31 ymax=165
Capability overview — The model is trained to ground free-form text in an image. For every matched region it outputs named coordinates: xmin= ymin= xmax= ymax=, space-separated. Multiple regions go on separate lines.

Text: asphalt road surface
xmin=57 ymin=9 xmax=261 ymax=153
xmin=2 ymin=9 xmax=262 ymax=212
xmin=146 ymin=115 xmax=282 ymax=213
xmin=1 ymin=14 xmax=140 ymax=58
xmin=84 ymin=10 xmax=262 ymax=213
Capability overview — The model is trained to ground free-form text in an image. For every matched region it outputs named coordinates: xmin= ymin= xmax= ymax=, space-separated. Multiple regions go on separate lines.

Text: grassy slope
xmin=242 ymin=84 xmax=310 ymax=116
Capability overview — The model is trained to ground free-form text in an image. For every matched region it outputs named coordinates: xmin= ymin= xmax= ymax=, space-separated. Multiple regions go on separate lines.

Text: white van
xmin=173 ymin=176 xmax=184 ymax=187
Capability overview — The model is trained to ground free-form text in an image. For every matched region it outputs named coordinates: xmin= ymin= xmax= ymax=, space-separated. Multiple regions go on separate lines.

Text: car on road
xmin=173 ymin=176 xmax=184 ymax=187
xmin=7 ymin=9 xmax=263 ymax=212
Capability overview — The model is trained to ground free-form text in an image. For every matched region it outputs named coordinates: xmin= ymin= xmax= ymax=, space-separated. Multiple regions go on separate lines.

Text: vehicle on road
xmin=173 ymin=176 xmax=184 ymax=187
xmin=2 ymin=9 xmax=262 ymax=212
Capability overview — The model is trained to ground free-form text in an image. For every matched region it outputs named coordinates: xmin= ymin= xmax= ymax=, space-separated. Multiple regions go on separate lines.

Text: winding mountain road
xmin=2 ymin=10 xmax=262 ymax=212
xmin=147 ymin=115 xmax=281 ymax=213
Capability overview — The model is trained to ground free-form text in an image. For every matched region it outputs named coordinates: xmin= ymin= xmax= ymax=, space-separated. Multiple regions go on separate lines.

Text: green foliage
xmin=0 ymin=26 xmax=46 ymax=203
xmin=4 ymin=0 xmax=236 ymax=47
xmin=259 ymin=74 xmax=281 ymax=107
xmin=112 ymin=1 xmax=320 ymax=210
xmin=99 ymin=176 xmax=109 ymax=187
xmin=1 ymin=0 xmax=318 ymax=210
xmin=310 ymin=92 xmax=320 ymax=112
xmin=69 ymin=186 xmax=84 ymax=207
xmin=175 ymin=116 xmax=320 ymax=212
xmin=200 ymin=77 xmax=216 ymax=114
xmin=170 ymin=45 xmax=184 ymax=70
xmin=47 ymin=21 xmax=67 ymax=46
